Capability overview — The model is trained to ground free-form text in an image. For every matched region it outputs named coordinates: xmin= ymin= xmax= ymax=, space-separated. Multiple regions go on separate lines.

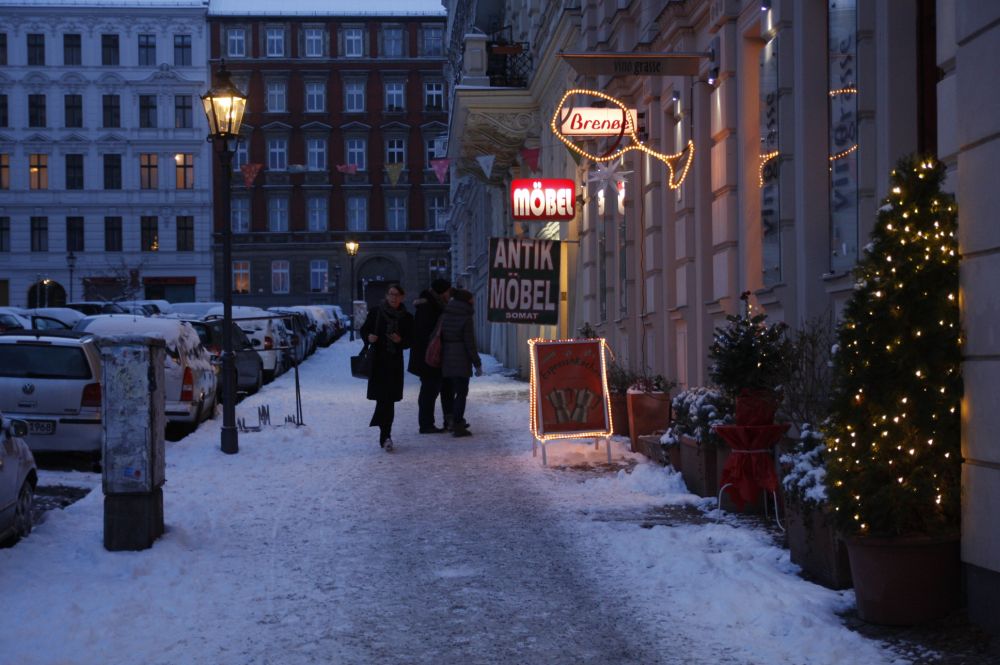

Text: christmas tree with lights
xmin=824 ymin=156 xmax=962 ymax=538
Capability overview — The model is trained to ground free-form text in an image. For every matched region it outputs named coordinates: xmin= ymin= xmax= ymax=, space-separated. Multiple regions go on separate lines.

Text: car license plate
xmin=27 ymin=420 xmax=56 ymax=435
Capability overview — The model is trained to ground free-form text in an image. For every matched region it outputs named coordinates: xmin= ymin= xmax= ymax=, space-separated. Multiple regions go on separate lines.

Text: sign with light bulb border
xmin=528 ymin=337 xmax=613 ymax=445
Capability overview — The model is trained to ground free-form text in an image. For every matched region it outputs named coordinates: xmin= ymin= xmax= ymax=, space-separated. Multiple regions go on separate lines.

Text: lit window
xmin=29 ymin=153 xmax=48 ymax=190
xmin=141 ymin=216 xmax=158 ymax=251
xmin=174 ymin=153 xmax=194 ymax=189
xmin=271 ymin=260 xmax=289 ymax=293
xmin=233 ymin=260 xmax=250 ymax=294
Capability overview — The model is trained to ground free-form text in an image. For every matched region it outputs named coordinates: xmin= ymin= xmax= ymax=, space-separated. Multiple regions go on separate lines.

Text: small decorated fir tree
xmin=708 ymin=291 xmax=790 ymax=401
xmin=824 ymin=156 xmax=961 ymax=538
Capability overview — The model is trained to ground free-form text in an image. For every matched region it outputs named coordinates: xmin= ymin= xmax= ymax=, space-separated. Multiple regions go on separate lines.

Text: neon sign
xmin=559 ymin=107 xmax=639 ymax=137
xmin=510 ymin=179 xmax=576 ymax=221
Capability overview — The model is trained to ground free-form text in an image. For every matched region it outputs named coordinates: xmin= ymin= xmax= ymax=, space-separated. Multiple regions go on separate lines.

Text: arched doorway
xmin=26 ymin=280 xmax=67 ymax=308
xmin=357 ymin=256 xmax=402 ymax=306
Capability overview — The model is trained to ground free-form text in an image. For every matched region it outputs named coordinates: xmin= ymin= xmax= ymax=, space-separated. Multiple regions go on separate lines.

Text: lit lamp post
xmin=345 ymin=240 xmax=359 ymax=341
xmin=201 ymin=61 xmax=247 ymax=456
xmin=66 ymin=249 xmax=77 ymax=303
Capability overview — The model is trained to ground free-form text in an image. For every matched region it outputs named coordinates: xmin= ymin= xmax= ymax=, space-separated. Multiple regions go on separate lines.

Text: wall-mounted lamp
xmin=707 ymin=66 xmax=720 ymax=86
xmin=671 ymin=90 xmax=682 ymax=119
xmin=761 ymin=0 xmax=772 ymax=11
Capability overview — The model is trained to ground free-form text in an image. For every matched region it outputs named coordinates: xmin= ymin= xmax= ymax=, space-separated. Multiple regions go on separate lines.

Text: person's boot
xmin=383 ymin=437 xmax=394 ymax=451
xmin=452 ymin=425 xmax=471 ymax=438
xmin=443 ymin=415 xmax=454 ymax=432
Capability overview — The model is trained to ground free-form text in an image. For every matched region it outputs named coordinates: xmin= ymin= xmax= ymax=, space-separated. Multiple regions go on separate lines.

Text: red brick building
xmin=207 ymin=4 xmax=450 ymax=308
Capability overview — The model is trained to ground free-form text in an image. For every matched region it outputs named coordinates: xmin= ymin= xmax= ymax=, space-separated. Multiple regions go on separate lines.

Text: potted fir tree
xmin=824 ymin=156 xmax=962 ymax=625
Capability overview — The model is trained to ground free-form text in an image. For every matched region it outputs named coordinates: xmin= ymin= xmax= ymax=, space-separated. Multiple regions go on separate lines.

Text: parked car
xmin=66 ymin=301 xmax=127 ymax=315
xmin=288 ymin=305 xmax=336 ymax=347
xmin=205 ymin=306 xmax=283 ymax=381
xmin=119 ymin=300 xmax=172 ymax=315
xmin=1 ymin=308 xmax=75 ymax=331
xmin=330 ymin=305 xmax=351 ymax=336
xmin=0 ymin=412 xmax=37 ymax=546
xmin=0 ymin=311 xmax=30 ymax=332
xmin=281 ymin=306 xmax=322 ymax=354
xmin=317 ymin=305 xmax=345 ymax=340
xmin=267 ymin=308 xmax=311 ymax=365
xmin=0 ymin=331 xmax=103 ymax=454
xmin=117 ymin=301 xmax=159 ymax=316
xmin=73 ymin=315 xmax=217 ymax=427
xmin=24 ymin=307 xmax=86 ymax=329
xmin=185 ymin=318 xmax=264 ymax=394
xmin=170 ymin=302 xmax=223 ymax=319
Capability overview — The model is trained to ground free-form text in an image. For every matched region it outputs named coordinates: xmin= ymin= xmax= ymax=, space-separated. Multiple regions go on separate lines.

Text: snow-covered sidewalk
xmin=0 ymin=339 xmax=904 ymax=664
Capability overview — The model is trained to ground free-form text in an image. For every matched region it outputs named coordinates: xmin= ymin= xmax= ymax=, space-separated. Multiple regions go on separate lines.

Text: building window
xmin=305 ymin=82 xmax=325 ymax=112
xmin=829 ymin=0 xmax=859 ymax=273
xmin=310 ymin=259 xmax=328 ymax=292
xmin=267 ymin=138 xmax=287 ymax=171
xmin=104 ymin=216 xmax=122 ymax=251
xmin=384 ymin=82 xmax=404 ymax=111
xmin=28 ymin=34 xmax=45 ymax=66
xmin=266 ymin=81 xmax=286 ymax=112
xmin=346 ymin=195 xmax=367 ymax=231
xmin=174 ymin=153 xmax=194 ymax=189
xmin=102 ymin=94 xmax=120 ymax=128
xmin=231 ymin=197 xmax=250 ymax=232
xmin=227 ymin=28 xmax=246 ymax=58
xmin=103 ymin=154 xmax=122 ymax=190
xmin=386 ymin=137 xmax=405 ymax=164
xmin=30 ymin=217 xmax=48 ymax=252
xmin=66 ymin=216 xmax=85 ymax=252
xmin=346 ymin=138 xmax=366 ymax=171
xmin=138 ymin=34 xmax=156 ymax=66
xmin=140 ymin=216 xmax=158 ymax=251
xmin=65 ymin=154 xmax=84 ymax=190
xmin=0 ymin=95 xmax=6 ymax=127
xmin=427 ymin=192 xmax=447 ymax=229
xmin=271 ymin=260 xmax=290 ymax=293
xmin=176 ymin=215 xmax=194 ymax=251
xmin=382 ymin=26 xmax=403 ymax=57
xmin=0 ymin=217 xmax=9 ymax=252
xmin=266 ymin=27 xmax=285 ymax=57
xmin=174 ymin=34 xmax=192 ymax=66
xmin=29 ymin=154 xmax=48 ymax=190
xmin=425 ymin=136 xmax=445 ymax=164
xmin=424 ymin=81 xmax=444 ymax=110
xmin=386 ymin=195 xmax=406 ymax=231
xmin=233 ymin=139 xmax=248 ymax=171
xmin=233 ymin=260 xmax=250 ymax=294
xmin=174 ymin=95 xmax=192 ymax=128
xmin=304 ymin=28 xmax=324 ymax=57
xmin=429 ymin=257 xmax=448 ymax=283
xmin=63 ymin=34 xmax=81 ymax=65
xmin=268 ymin=196 xmax=289 ymax=232
xmin=344 ymin=80 xmax=365 ymax=112
xmin=307 ymin=138 xmax=327 ymax=171
xmin=0 ymin=34 xmax=6 ymax=66
xmin=140 ymin=153 xmax=158 ymax=189
xmin=344 ymin=27 xmax=363 ymax=57
xmin=0 ymin=154 xmax=8 ymax=189
xmin=421 ymin=26 xmax=443 ymax=56
xmin=139 ymin=95 xmax=157 ymax=128
xmin=307 ymin=196 xmax=327 ymax=231
xmin=101 ymin=34 xmax=119 ymax=66
xmin=28 ymin=94 xmax=46 ymax=128
xmin=760 ymin=36 xmax=781 ymax=287
xmin=64 ymin=94 xmax=83 ymax=127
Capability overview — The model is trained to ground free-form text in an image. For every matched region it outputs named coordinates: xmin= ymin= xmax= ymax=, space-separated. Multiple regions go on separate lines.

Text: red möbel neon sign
xmin=511 ymin=179 xmax=576 ymax=221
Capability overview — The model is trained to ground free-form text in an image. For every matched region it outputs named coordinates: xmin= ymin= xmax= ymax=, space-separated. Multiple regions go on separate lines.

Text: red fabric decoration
xmin=734 ymin=388 xmax=779 ymax=426
xmin=714 ymin=423 xmax=790 ymax=509
xmin=520 ymin=147 xmax=540 ymax=173
xmin=336 ymin=164 xmax=358 ymax=174
xmin=240 ymin=163 xmax=262 ymax=188
xmin=430 ymin=158 xmax=450 ymax=184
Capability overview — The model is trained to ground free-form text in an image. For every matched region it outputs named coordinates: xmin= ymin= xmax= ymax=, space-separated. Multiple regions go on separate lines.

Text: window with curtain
xmin=424 ymin=81 xmax=444 ymax=110
xmin=101 ymin=34 xmax=119 ymax=66
xmin=386 ymin=195 xmax=406 ymax=231
xmin=231 ymin=198 xmax=250 ymax=232
xmin=829 ymin=0 xmax=859 ymax=273
xmin=310 ymin=260 xmax=328 ymax=292
xmin=174 ymin=34 xmax=191 ymax=66
xmin=139 ymin=94 xmax=157 ymax=128
xmin=266 ymin=28 xmax=285 ymax=57
xmin=384 ymin=82 xmax=404 ymax=111
xmin=268 ymin=196 xmax=289 ymax=232
xmin=233 ymin=260 xmax=250 ymax=294
xmin=346 ymin=138 xmax=366 ymax=171
xmin=174 ymin=153 xmax=193 ymax=189
xmin=760 ymin=34 xmax=781 ymax=286
xmin=227 ymin=29 xmax=246 ymax=57
xmin=304 ymin=28 xmax=324 ymax=57
xmin=346 ymin=196 xmax=367 ymax=231
xmin=30 ymin=154 xmax=48 ymax=189
xmin=305 ymin=82 xmax=325 ymax=112
xmin=267 ymin=137 xmax=287 ymax=171
xmin=345 ymin=80 xmax=365 ymax=112
xmin=266 ymin=81 xmax=287 ymax=112
xmin=307 ymin=138 xmax=327 ymax=170
xmin=307 ymin=196 xmax=328 ymax=231
xmin=271 ymin=260 xmax=290 ymax=293
xmin=344 ymin=27 xmax=363 ymax=57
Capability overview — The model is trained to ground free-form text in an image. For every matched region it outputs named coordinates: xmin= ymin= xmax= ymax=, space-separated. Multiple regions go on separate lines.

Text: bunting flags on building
xmin=520 ymin=147 xmax=540 ymax=173
xmin=430 ymin=158 xmax=450 ymax=184
xmin=336 ymin=164 xmax=358 ymax=174
xmin=240 ymin=163 xmax=263 ymax=188
xmin=476 ymin=154 xmax=495 ymax=180
xmin=386 ymin=162 xmax=404 ymax=185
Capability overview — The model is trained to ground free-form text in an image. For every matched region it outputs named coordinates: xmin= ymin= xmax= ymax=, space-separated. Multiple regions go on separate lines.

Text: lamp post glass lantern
xmin=345 ymin=240 xmax=359 ymax=340
xmin=202 ymin=61 xmax=247 ymax=455
xmin=66 ymin=250 xmax=77 ymax=303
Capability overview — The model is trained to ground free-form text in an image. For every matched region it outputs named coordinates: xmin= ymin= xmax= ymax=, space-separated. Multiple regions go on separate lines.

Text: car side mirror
xmin=10 ymin=419 xmax=29 ymax=438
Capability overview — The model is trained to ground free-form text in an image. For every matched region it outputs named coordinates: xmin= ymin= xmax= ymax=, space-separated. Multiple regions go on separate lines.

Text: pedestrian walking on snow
xmin=439 ymin=288 xmax=482 ymax=437
xmin=407 ymin=278 xmax=454 ymax=434
xmin=360 ymin=283 xmax=413 ymax=451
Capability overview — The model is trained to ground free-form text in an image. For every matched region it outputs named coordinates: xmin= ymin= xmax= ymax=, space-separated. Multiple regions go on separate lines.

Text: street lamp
xmin=66 ymin=250 xmax=77 ymax=303
xmin=202 ymin=60 xmax=247 ymax=456
xmin=345 ymin=240 xmax=359 ymax=340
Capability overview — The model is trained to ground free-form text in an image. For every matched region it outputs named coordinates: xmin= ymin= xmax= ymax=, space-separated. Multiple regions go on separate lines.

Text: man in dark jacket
xmin=440 ymin=289 xmax=482 ymax=438
xmin=407 ymin=278 xmax=453 ymax=433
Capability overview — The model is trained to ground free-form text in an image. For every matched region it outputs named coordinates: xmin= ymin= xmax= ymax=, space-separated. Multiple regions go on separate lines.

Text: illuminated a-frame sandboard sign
xmin=528 ymin=338 xmax=614 ymax=466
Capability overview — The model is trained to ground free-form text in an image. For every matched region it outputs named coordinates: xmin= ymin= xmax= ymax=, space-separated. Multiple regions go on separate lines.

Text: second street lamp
xmin=345 ymin=240 xmax=360 ymax=341
xmin=202 ymin=60 xmax=247 ymax=456
xmin=66 ymin=250 xmax=77 ymax=303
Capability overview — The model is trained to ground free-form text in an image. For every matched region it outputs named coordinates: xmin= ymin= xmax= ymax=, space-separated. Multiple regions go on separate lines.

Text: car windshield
xmin=0 ymin=344 xmax=92 ymax=379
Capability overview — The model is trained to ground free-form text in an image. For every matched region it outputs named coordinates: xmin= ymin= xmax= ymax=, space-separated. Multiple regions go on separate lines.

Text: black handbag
xmin=351 ymin=344 xmax=373 ymax=379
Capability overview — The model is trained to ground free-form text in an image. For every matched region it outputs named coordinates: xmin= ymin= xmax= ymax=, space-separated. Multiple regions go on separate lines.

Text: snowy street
xmin=1 ymin=339 xmax=905 ymax=664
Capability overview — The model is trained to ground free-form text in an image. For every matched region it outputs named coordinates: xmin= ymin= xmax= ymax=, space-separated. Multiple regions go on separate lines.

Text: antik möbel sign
xmin=488 ymin=237 xmax=561 ymax=324
xmin=511 ymin=179 xmax=576 ymax=221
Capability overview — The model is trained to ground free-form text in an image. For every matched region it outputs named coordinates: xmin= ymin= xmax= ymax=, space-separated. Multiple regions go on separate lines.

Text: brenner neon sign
xmin=559 ymin=107 xmax=639 ymax=137
xmin=551 ymin=88 xmax=694 ymax=190
xmin=511 ymin=178 xmax=576 ymax=221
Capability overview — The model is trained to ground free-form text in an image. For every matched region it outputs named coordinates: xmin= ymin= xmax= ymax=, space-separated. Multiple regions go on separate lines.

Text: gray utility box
xmin=99 ymin=335 xmax=166 ymax=551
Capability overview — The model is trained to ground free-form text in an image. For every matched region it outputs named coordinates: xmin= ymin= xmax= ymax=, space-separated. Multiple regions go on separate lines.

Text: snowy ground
xmin=0 ymin=339 xmax=911 ymax=664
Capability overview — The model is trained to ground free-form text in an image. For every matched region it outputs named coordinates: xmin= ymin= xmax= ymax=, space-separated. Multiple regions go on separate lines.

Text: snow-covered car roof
xmin=72 ymin=314 xmax=202 ymax=352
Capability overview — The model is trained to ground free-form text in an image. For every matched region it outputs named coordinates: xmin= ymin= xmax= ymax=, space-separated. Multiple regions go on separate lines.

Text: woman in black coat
xmin=359 ymin=283 xmax=413 ymax=451
xmin=439 ymin=289 xmax=482 ymax=438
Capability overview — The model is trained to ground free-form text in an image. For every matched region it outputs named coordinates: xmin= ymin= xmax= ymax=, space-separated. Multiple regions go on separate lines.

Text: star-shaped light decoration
xmin=587 ymin=160 xmax=632 ymax=194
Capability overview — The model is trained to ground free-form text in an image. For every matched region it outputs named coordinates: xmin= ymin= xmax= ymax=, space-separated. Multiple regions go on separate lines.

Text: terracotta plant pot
xmin=846 ymin=533 xmax=961 ymax=625
xmin=678 ymin=434 xmax=718 ymax=497
xmin=784 ymin=501 xmax=853 ymax=590
xmin=608 ymin=393 xmax=630 ymax=437
xmin=626 ymin=391 xmax=671 ymax=450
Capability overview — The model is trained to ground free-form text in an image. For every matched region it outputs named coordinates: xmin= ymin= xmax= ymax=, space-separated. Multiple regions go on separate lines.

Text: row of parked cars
xmin=0 ymin=300 xmax=350 ymax=459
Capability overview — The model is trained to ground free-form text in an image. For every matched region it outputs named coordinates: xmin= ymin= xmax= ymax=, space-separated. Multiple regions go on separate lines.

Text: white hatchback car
xmin=74 ymin=315 xmax=217 ymax=427
xmin=205 ymin=306 xmax=283 ymax=381
xmin=0 ymin=413 xmax=37 ymax=546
